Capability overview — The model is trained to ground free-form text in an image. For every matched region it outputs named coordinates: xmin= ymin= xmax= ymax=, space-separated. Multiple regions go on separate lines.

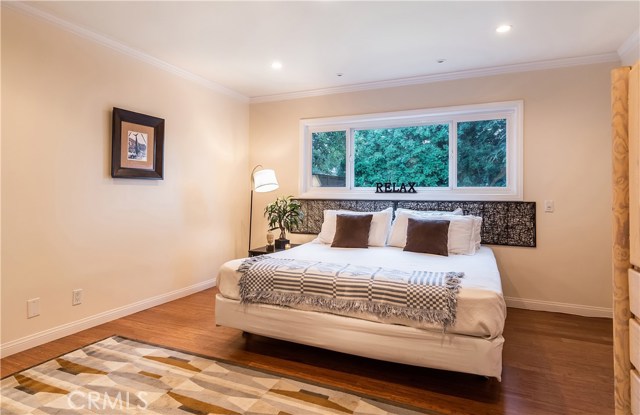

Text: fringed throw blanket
xmin=238 ymin=256 xmax=464 ymax=329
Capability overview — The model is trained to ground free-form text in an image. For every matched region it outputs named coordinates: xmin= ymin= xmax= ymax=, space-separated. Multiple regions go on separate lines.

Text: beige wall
xmin=250 ymin=62 xmax=616 ymax=312
xmin=1 ymin=9 xmax=249 ymax=344
xmin=0 ymin=6 xmax=616 ymax=351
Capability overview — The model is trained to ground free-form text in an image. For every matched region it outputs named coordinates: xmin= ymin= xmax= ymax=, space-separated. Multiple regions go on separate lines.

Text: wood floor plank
xmin=1 ymin=288 xmax=613 ymax=414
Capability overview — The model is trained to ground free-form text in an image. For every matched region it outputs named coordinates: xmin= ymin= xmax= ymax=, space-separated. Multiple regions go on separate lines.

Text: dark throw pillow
xmin=331 ymin=214 xmax=373 ymax=248
xmin=403 ymin=218 xmax=450 ymax=256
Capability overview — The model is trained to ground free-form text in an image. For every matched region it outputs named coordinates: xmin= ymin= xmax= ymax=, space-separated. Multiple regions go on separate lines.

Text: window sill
xmin=297 ymin=189 xmax=523 ymax=201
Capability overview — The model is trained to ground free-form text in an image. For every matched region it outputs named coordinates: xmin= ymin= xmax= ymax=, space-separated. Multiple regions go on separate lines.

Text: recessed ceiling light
xmin=496 ymin=25 xmax=512 ymax=33
xmin=271 ymin=61 xmax=283 ymax=70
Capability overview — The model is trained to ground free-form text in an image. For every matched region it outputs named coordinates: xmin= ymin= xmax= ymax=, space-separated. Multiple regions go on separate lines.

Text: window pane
xmin=312 ymin=131 xmax=346 ymax=187
xmin=457 ymin=119 xmax=507 ymax=187
xmin=353 ymin=124 xmax=449 ymax=187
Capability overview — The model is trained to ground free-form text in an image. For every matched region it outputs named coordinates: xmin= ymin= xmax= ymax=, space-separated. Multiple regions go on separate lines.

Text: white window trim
xmin=299 ymin=100 xmax=523 ymax=201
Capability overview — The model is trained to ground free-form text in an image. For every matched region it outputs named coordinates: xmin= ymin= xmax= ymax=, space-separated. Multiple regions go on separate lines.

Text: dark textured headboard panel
xmin=292 ymin=199 xmax=536 ymax=247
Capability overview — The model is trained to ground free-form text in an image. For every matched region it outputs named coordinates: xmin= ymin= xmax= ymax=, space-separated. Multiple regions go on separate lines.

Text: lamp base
xmin=274 ymin=238 xmax=289 ymax=250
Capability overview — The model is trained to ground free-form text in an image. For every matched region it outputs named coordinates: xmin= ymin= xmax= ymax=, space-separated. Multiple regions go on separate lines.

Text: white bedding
xmin=217 ymin=242 xmax=506 ymax=338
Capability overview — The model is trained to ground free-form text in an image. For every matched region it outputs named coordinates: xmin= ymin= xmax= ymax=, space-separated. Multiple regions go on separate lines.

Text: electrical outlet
xmin=544 ymin=200 xmax=555 ymax=213
xmin=72 ymin=289 xmax=83 ymax=306
xmin=27 ymin=298 xmax=40 ymax=318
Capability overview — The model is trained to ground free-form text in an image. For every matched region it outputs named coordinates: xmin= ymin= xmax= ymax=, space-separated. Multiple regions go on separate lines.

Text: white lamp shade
xmin=253 ymin=168 xmax=279 ymax=192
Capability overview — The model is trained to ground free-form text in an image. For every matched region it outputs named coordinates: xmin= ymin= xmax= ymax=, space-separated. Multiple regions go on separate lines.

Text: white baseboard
xmin=505 ymin=296 xmax=612 ymax=318
xmin=1 ymin=279 xmax=216 ymax=358
xmin=1 ymin=285 xmax=609 ymax=358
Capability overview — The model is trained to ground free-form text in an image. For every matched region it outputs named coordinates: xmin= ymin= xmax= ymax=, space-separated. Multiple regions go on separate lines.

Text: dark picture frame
xmin=111 ymin=107 xmax=165 ymax=179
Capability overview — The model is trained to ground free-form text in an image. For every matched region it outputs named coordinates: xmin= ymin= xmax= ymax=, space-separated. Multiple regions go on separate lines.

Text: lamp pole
xmin=249 ymin=189 xmax=257 ymax=253
xmin=248 ymin=165 xmax=279 ymax=255
xmin=248 ymin=165 xmax=261 ymax=254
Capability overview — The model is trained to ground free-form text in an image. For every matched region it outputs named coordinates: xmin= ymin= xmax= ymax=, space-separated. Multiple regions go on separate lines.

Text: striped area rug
xmin=1 ymin=336 xmax=439 ymax=414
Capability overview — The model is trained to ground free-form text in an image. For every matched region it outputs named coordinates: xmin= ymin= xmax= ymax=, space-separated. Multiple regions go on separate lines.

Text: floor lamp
xmin=249 ymin=165 xmax=279 ymax=253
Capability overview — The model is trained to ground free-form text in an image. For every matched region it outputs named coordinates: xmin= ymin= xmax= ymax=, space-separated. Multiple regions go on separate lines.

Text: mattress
xmin=217 ymin=242 xmax=506 ymax=338
xmin=215 ymin=295 xmax=504 ymax=380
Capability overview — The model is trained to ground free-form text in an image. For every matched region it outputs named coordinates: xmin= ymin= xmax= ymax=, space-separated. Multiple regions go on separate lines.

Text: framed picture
xmin=111 ymin=107 xmax=165 ymax=179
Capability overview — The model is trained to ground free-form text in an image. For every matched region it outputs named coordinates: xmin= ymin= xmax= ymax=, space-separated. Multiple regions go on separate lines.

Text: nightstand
xmin=248 ymin=244 xmax=299 ymax=257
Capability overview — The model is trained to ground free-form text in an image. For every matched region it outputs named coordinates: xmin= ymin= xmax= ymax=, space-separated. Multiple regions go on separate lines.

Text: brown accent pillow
xmin=403 ymin=218 xmax=450 ymax=256
xmin=331 ymin=214 xmax=373 ymax=248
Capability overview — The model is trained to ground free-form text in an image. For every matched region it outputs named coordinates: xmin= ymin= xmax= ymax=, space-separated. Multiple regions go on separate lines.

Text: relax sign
xmin=375 ymin=182 xmax=417 ymax=193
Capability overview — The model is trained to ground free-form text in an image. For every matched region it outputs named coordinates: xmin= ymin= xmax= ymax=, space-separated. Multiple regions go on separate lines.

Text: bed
xmin=215 ymin=207 xmax=507 ymax=380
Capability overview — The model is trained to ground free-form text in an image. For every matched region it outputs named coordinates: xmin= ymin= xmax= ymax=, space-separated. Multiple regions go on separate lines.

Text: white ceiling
xmin=18 ymin=1 xmax=640 ymax=101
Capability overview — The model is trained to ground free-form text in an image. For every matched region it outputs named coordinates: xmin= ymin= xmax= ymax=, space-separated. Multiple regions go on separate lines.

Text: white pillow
xmin=386 ymin=208 xmax=462 ymax=247
xmin=387 ymin=211 xmax=480 ymax=255
xmin=318 ymin=207 xmax=393 ymax=247
xmin=472 ymin=216 xmax=482 ymax=249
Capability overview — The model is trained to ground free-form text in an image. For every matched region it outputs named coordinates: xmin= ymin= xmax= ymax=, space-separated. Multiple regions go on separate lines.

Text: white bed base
xmin=215 ymin=294 xmax=504 ymax=380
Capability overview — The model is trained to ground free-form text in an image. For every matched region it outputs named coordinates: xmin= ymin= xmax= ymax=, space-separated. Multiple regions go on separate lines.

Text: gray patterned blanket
xmin=238 ymin=256 xmax=463 ymax=329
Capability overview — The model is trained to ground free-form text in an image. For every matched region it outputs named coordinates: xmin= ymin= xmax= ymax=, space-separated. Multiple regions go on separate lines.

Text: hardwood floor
xmin=1 ymin=288 xmax=613 ymax=415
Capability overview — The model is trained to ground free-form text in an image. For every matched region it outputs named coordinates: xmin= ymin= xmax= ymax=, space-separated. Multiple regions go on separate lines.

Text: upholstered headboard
xmin=291 ymin=199 xmax=536 ymax=247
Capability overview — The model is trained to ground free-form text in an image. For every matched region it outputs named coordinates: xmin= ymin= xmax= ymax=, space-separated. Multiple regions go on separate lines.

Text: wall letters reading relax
xmin=375 ymin=182 xmax=417 ymax=193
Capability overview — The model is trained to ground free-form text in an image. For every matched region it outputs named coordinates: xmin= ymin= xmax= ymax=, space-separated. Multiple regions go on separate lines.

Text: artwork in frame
xmin=111 ymin=107 xmax=165 ymax=179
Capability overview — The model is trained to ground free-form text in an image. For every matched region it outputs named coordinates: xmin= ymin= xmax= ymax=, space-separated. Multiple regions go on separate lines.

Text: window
xmin=353 ymin=124 xmax=450 ymax=188
xmin=311 ymin=131 xmax=346 ymax=187
xmin=456 ymin=119 xmax=507 ymax=188
xmin=301 ymin=101 xmax=523 ymax=200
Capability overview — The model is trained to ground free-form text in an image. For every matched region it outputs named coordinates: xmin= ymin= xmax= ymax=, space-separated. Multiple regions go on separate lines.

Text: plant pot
xmin=274 ymin=238 xmax=289 ymax=250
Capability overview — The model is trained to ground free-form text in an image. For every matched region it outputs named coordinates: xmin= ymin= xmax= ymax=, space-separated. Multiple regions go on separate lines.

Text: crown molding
xmin=3 ymin=1 xmax=249 ymax=103
xmin=5 ymin=1 xmax=625 ymax=106
xmin=250 ymin=52 xmax=620 ymax=104
xmin=618 ymin=29 xmax=640 ymax=66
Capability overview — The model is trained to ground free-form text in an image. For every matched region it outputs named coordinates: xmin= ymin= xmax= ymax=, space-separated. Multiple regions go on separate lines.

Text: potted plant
xmin=264 ymin=196 xmax=304 ymax=249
